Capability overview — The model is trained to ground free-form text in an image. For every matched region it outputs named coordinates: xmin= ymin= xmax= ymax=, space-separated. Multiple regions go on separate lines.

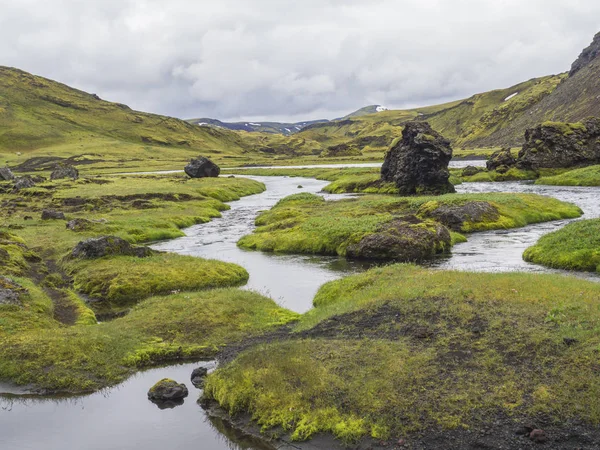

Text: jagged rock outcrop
xmin=50 ymin=163 xmax=79 ymax=180
xmin=570 ymin=32 xmax=600 ymax=76
xmin=71 ymin=236 xmax=154 ymax=259
xmin=346 ymin=216 xmax=451 ymax=261
xmin=13 ymin=176 xmax=36 ymax=190
xmin=516 ymin=118 xmax=600 ymax=170
xmin=0 ymin=277 xmax=26 ymax=306
xmin=486 ymin=148 xmax=516 ymax=172
xmin=0 ymin=167 xmax=15 ymax=181
xmin=381 ymin=122 xmax=455 ymax=195
xmin=184 ymin=156 xmax=220 ymax=178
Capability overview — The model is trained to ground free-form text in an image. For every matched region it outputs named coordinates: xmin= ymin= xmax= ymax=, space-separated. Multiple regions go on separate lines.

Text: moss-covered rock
xmin=148 ymin=378 xmax=189 ymax=401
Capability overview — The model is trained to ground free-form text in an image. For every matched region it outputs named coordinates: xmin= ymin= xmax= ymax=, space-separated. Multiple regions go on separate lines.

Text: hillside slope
xmin=186 ymin=117 xmax=328 ymax=135
xmin=0 ymin=66 xmax=254 ymax=171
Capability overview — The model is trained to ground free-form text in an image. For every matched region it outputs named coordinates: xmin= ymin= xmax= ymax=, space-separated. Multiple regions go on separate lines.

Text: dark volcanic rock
xmin=346 ymin=216 xmax=451 ymax=261
xmin=50 ymin=163 xmax=79 ymax=180
xmin=381 ymin=121 xmax=455 ymax=195
xmin=13 ymin=176 xmax=36 ymax=190
xmin=41 ymin=209 xmax=66 ymax=220
xmin=0 ymin=167 xmax=15 ymax=181
xmin=148 ymin=378 xmax=189 ymax=403
xmin=420 ymin=201 xmax=500 ymax=232
xmin=0 ymin=276 xmax=26 ymax=306
xmin=486 ymin=148 xmax=516 ymax=172
xmin=517 ymin=118 xmax=600 ymax=170
xmin=66 ymin=218 xmax=93 ymax=231
xmin=570 ymin=31 xmax=600 ymax=77
xmin=191 ymin=367 xmax=209 ymax=388
xmin=184 ymin=156 xmax=220 ymax=178
xmin=461 ymin=165 xmax=484 ymax=177
xmin=71 ymin=236 xmax=154 ymax=259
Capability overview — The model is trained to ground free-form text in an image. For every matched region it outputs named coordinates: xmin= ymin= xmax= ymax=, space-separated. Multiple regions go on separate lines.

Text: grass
xmin=523 ymin=219 xmax=600 ymax=272
xmin=205 ymin=264 xmax=600 ymax=444
xmin=237 ymin=192 xmax=582 ymax=257
xmin=536 ymin=165 xmax=600 ymax=186
xmin=0 ymin=288 xmax=298 ymax=393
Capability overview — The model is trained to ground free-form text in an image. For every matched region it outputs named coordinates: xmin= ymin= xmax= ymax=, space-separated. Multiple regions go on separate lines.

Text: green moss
xmin=205 ymin=265 xmax=600 ymax=443
xmin=541 ymin=121 xmax=587 ymax=136
xmin=523 ymin=219 xmax=600 ymax=272
xmin=537 ymin=165 xmax=600 ymax=186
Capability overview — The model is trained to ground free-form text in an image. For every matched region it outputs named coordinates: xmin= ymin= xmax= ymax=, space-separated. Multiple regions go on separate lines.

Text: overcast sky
xmin=1 ymin=0 xmax=599 ymax=122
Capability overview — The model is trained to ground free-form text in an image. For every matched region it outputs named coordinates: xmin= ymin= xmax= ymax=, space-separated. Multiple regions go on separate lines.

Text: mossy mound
xmin=147 ymin=378 xmax=188 ymax=401
xmin=523 ymin=219 xmax=600 ymax=272
xmin=536 ymin=164 xmax=600 ymax=186
xmin=205 ymin=265 xmax=600 ymax=445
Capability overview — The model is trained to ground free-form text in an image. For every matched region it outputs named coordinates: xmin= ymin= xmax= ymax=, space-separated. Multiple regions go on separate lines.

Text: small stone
xmin=148 ymin=378 xmax=188 ymax=404
xmin=529 ymin=429 xmax=547 ymax=443
xmin=23 ymin=216 xmax=33 ymax=221
xmin=297 ymin=185 xmax=303 ymax=188
xmin=191 ymin=366 xmax=209 ymax=388
xmin=14 ymin=176 xmax=36 ymax=190
xmin=41 ymin=209 xmax=66 ymax=220
xmin=0 ymin=167 xmax=15 ymax=181
xmin=563 ymin=337 xmax=579 ymax=346
xmin=66 ymin=218 xmax=93 ymax=231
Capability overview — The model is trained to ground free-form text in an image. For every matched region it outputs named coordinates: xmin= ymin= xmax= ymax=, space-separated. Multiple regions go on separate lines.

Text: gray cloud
xmin=1 ymin=0 xmax=599 ymax=121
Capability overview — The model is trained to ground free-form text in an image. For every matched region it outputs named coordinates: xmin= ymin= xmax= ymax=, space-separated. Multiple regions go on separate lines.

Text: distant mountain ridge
xmin=186 ymin=117 xmax=328 ymax=135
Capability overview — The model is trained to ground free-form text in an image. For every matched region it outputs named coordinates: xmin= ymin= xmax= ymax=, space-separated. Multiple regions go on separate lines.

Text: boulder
xmin=0 ymin=277 xmax=26 ymax=306
xmin=381 ymin=121 xmax=455 ymax=195
xmin=184 ymin=156 xmax=220 ymax=178
xmin=461 ymin=165 xmax=484 ymax=177
xmin=486 ymin=148 xmax=516 ymax=172
xmin=147 ymin=378 xmax=189 ymax=403
xmin=419 ymin=201 xmax=500 ymax=232
xmin=346 ymin=216 xmax=451 ymax=261
xmin=191 ymin=367 xmax=208 ymax=388
xmin=50 ymin=163 xmax=79 ymax=180
xmin=517 ymin=118 xmax=600 ymax=170
xmin=71 ymin=236 xmax=154 ymax=259
xmin=41 ymin=209 xmax=66 ymax=220
xmin=13 ymin=176 xmax=36 ymax=190
xmin=0 ymin=167 xmax=15 ymax=181
xmin=66 ymin=218 xmax=93 ymax=231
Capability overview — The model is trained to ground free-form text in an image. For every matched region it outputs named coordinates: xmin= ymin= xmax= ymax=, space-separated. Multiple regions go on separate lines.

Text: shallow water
xmin=3 ymin=169 xmax=600 ymax=450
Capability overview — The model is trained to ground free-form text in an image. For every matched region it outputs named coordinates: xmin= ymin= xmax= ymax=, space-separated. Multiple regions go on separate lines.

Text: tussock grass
xmin=536 ymin=164 xmax=600 ymax=186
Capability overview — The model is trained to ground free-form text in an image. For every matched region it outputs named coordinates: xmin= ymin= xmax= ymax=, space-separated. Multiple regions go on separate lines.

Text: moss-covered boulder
xmin=418 ymin=201 xmax=500 ymax=232
xmin=381 ymin=121 xmax=455 ymax=195
xmin=486 ymin=147 xmax=516 ymax=172
xmin=148 ymin=378 xmax=189 ymax=403
xmin=0 ymin=276 xmax=26 ymax=306
xmin=346 ymin=216 xmax=451 ymax=261
xmin=71 ymin=236 xmax=154 ymax=259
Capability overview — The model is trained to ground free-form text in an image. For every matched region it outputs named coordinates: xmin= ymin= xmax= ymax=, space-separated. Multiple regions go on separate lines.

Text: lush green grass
xmin=237 ymin=192 xmax=582 ymax=257
xmin=205 ymin=265 xmax=600 ymax=444
xmin=66 ymin=253 xmax=249 ymax=313
xmin=457 ymin=167 xmax=538 ymax=183
xmin=536 ymin=165 xmax=600 ymax=186
xmin=0 ymin=288 xmax=298 ymax=393
xmin=523 ymin=219 xmax=600 ymax=272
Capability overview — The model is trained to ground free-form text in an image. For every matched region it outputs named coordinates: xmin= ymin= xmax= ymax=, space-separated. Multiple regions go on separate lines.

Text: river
xmin=2 ymin=162 xmax=600 ymax=450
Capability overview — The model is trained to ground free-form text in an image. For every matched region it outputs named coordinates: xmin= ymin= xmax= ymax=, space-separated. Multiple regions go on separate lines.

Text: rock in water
xmin=184 ymin=156 xmax=220 ymax=178
xmin=50 ymin=163 xmax=79 ymax=180
xmin=517 ymin=118 xmax=600 ymax=170
xmin=0 ymin=167 xmax=15 ymax=181
xmin=71 ymin=236 xmax=154 ymax=259
xmin=486 ymin=148 xmax=516 ymax=172
xmin=148 ymin=378 xmax=189 ymax=402
xmin=191 ymin=367 xmax=208 ymax=388
xmin=381 ymin=121 xmax=455 ymax=195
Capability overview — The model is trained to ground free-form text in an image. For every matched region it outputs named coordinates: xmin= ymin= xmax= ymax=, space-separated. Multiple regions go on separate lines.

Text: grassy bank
xmin=205 ymin=264 xmax=600 ymax=444
xmin=536 ymin=165 xmax=600 ymax=186
xmin=523 ymin=219 xmax=600 ymax=272
xmin=237 ymin=192 xmax=581 ymax=258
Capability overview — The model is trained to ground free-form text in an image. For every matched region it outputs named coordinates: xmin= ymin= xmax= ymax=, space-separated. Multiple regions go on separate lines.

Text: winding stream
xmin=3 ymin=162 xmax=600 ymax=450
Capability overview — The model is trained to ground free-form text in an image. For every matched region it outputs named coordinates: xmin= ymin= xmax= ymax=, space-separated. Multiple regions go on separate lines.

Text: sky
xmin=1 ymin=0 xmax=599 ymax=122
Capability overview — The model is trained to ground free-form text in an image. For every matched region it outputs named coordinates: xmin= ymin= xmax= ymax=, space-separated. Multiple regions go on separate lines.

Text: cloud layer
xmin=1 ymin=0 xmax=599 ymax=121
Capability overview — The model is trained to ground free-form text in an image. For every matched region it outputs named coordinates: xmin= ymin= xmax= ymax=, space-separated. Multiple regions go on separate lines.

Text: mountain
xmin=0 ymin=66 xmax=254 ymax=171
xmin=186 ymin=117 xmax=328 ymax=135
xmin=340 ymin=105 xmax=389 ymax=119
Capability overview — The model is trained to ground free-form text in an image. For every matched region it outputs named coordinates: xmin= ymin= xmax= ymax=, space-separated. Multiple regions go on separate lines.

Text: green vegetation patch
xmin=536 ymin=164 xmax=600 ymax=186
xmin=238 ymin=192 xmax=581 ymax=256
xmin=205 ymin=265 xmax=600 ymax=444
xmin=0 ymin=289 xmax=298 ymax=393
xmin=523 ymin=219 xmax=600 ymax=272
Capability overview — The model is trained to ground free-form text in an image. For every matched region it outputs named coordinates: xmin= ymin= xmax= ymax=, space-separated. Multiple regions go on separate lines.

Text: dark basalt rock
xmin=569 ymin=31 xmax=600 ymax=77
xmin=184 ymin=156 xmax=220 ymax=178
xmin=486 ymin=148 xmax=516 ymax=172
xmin=0 ymin=276 xmax=26 ymax=306
xmin=381 ymin=121 xmax=455 ymax=195
xmin=71 ymin=236 xmax=154 ymax=259
xmin=346 ymin=216 xmax=451 ymax=261
xmin=148 ymin=378 xmax=189 ymax=403
xmin=517 ymin=118 xmax=600 ymax=170
xmin=0 ymin=167 xmax=15 ymax=181
xmin=13 ymin=176 xmax=36 ymax=190
xmin=66 ymin=218 xmax=93 ymax=231
xmin=191 ymin=367 xmax=209 ymax=388
xmin=41 ymin=209 xmax=66 ymax=220
xmin=420 ymin=201 xmax=500 ymax=232
xmin=461 ymin=165 xmax=484 ymax=177
xmin=50 ymin=163 xmax=79 ymax=180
